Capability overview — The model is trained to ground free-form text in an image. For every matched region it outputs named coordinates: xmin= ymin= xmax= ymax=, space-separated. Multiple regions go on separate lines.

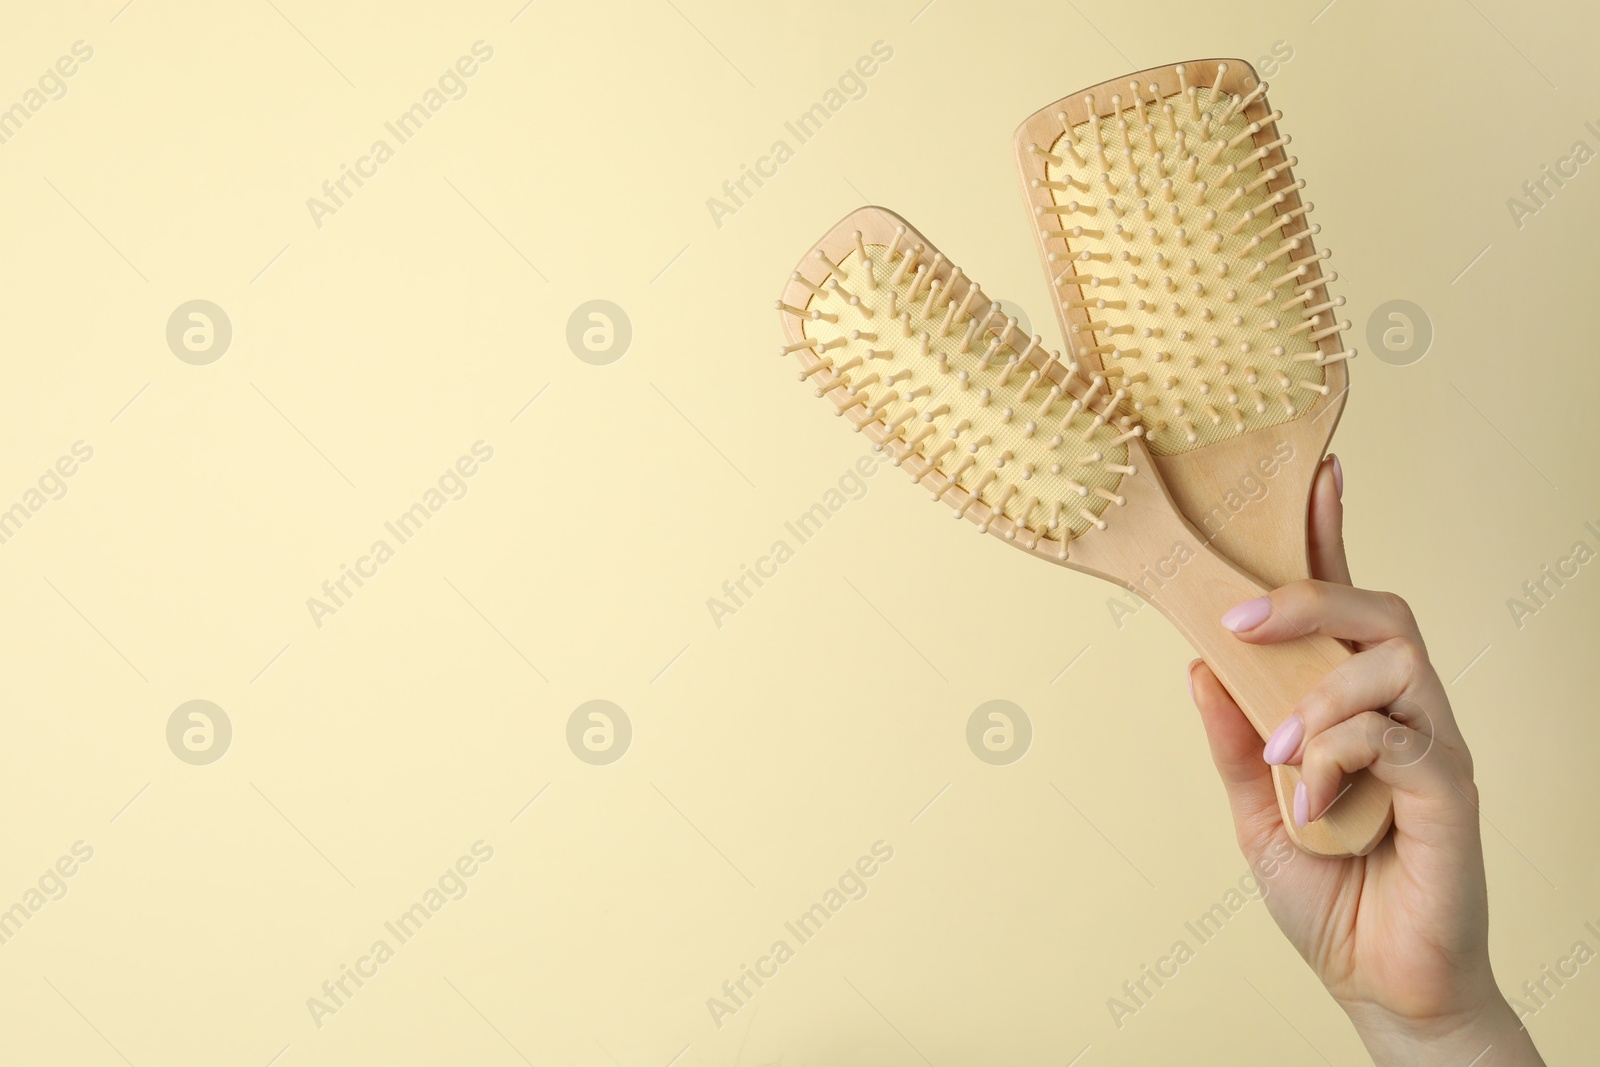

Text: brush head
xmin=1017 ymin=60 xmax=1353 ymax=457
xmin=777 ymin=208 xmax=1142 ymax=558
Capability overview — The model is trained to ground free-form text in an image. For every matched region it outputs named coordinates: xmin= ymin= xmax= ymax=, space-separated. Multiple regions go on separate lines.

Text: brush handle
xmin=1145 ymin=536 xmax=1394 ymax=856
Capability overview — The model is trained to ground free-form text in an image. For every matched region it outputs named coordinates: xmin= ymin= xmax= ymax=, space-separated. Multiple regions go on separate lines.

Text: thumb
xmin=1307 ymin=454 xmax=1352 ymax=587
xmin=1189 ymin=659 xmax=1290 ymax=863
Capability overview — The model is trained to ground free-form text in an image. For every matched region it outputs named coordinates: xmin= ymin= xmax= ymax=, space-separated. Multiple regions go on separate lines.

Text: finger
xmin=1307 ymin=454 xmax=1352 ymax=587
xmin=1220 ymin=580 xmax=1425 ymax=648
xmin=1188 ymin=660 xmax=1289 ymax=861
xmin=1296 ymin=711 xmax=1478 ymax=843
xmin=1261 ymin=637 xmax=1459 ymax=765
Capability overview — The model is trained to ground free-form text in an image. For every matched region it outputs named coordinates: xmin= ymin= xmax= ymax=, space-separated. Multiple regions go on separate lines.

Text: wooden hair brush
xmin=776 ymin=206 xmax=1390 ymax=856
xmin=1011 ymin=59 xmax=1386 ymax=856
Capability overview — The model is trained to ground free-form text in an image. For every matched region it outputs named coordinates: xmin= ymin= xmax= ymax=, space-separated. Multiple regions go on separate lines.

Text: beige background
xmin=1 ymin=0 xmax=1596 ymax=1063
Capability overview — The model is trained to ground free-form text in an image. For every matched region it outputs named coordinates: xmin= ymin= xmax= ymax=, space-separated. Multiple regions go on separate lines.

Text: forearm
xmin=1345 ymin=996 xmax=1545 ymax=1067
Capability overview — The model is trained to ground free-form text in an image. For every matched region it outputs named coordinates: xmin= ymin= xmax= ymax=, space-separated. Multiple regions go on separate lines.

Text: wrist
xmin=1343 ymin=996 xmax=1544 ymax=1067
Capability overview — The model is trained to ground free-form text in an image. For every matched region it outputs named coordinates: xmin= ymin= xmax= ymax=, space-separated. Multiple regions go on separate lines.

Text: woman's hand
xmin=1188 ymin=455 xmax=1545 ymax=1066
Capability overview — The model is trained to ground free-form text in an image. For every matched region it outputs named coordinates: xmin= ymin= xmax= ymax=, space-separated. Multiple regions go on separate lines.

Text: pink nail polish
xmin=1293 ymin=780 xmax=1309 ymax=828
xmin=1331 ymin=454 xmax=1343 ymax=499
xmin=1220 ymin=596 xmax=1272 ymax=632
xmin=1263 ymin=716 xmax=1304 ymax=766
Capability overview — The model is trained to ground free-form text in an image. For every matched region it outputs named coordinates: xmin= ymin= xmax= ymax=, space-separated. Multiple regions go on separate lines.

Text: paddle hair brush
xmin=776 ymin=206 xmax=1389 ymax=856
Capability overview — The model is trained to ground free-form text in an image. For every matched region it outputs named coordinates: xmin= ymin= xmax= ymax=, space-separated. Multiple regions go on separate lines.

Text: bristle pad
xmin=793 ymin=243 xmax=1130 ymax=543
xmin=1042 ymin=85 xmax=1334 ymax=456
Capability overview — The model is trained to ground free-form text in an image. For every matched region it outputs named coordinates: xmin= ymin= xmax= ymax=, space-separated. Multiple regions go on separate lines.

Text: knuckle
xmin=1387 ymin=636 xmax=1428 ymax=678
xmin=1297 ymin=686 xmax=1339 ymax=730
xmin=1279 ymin=580 xmax=1327 ymax=630
xmin=1381 ymin=591 xmax=1417 ymax=631
xmin=1362 ymin=710 xmax=1401 ymax=755
xmin=1300 ymin=731 xmax=1340 ymax=779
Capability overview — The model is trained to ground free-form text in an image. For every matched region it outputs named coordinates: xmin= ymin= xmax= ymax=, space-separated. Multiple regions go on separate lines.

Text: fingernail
xmin=1331 ymin=454 xmax=1343 ymax=499
xmin=1221 ymin=596 xmax=1272 ymax=632
xmin=1186 ymin=660 xmax=1199 ymax=705
xmin=1263 ymin=716 xmax=1304 ymax=766
xmin=1293 ymin=780 xmax=1309 ymax=828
